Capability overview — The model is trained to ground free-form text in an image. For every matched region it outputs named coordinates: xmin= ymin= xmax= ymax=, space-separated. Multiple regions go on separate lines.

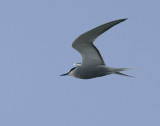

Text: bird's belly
xmin=74 ymin=66 xmax=111 ymax=79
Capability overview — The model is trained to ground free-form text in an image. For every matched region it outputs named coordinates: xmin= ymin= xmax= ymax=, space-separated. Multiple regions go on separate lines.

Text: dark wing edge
xmin=72 ymin=18 xmax=128 ymax=48
xmin=91 ymin=44 xmax=105 ymax=65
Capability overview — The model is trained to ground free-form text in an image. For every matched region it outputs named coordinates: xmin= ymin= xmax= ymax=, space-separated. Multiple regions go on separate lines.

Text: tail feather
xmin=115 ymin=72 xmax=134 ymax=78
xmin=107 ymin=67 xmax=135 ymax=77
xmin=117 ymin=68 xmax=135 ymax=71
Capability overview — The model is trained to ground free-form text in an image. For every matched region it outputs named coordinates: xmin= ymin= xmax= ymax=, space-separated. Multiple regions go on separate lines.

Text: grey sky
xmin=0 ymin=0 xmax=160 ymax=126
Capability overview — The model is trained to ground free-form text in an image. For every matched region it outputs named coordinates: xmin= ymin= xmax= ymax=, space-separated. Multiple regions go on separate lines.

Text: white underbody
xmin=69 ymin=65 xmax=128 ymax=79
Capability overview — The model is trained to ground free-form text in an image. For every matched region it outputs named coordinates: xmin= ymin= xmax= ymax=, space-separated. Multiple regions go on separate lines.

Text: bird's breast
xmin=72 ymin=65 xmax=110 ymax=79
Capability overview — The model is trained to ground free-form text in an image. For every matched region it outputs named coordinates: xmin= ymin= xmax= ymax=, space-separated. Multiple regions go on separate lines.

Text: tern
xmin=60 ymin=19 xmax=133 ymax=79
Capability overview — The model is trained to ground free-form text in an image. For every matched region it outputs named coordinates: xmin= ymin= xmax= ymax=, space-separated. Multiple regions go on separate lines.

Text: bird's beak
xmin=60 ymin=73 xmax=68 ymax=76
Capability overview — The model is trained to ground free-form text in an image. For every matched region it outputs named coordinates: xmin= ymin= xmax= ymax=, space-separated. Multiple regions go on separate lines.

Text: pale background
xmin=0 ymin=0 xmax=160 ymax=126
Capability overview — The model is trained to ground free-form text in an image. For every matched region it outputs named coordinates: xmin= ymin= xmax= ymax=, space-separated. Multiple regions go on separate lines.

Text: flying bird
xmin=60 ymin=19 xmax=133 ymax=79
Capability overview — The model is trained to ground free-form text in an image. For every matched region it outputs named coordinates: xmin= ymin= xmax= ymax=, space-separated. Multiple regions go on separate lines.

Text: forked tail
xmin=115 ymin=72 xmax=134 ymax=78
xmin=112 ymin=68 xmax=135 ymax=78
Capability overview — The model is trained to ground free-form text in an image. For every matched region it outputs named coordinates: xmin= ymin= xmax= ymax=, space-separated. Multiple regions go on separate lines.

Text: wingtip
xmin=121 ymin=18 xmax=128 ymax=21
xmin=113 ymin=18 xmax=128 ymax=24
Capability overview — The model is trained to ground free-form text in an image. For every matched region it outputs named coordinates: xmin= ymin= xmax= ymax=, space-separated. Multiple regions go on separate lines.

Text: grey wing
xmin=72 ymin=19 xmax=127 ymax=66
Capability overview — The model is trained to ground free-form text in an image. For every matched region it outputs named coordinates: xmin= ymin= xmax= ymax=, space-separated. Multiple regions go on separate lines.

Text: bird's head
xmin=60 ymin=67 xmax=76 ymax=76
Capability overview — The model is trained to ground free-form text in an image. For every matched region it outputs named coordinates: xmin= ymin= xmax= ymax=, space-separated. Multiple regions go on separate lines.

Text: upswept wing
xmin=72 ymin=19 xmax=127 ymax=66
